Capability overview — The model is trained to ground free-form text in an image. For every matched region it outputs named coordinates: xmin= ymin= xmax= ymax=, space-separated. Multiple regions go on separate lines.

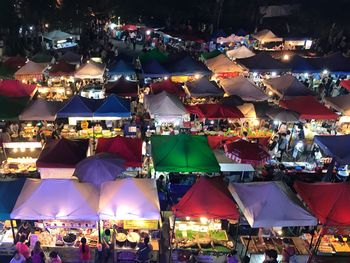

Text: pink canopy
xmin=0 ymin=80 xmax=36 ymax=97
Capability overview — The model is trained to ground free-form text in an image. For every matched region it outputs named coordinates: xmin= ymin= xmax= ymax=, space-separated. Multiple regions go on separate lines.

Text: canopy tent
xmin=314 ymin=135 xmax=350 ymax=165
xmin=200 ymin=50 xmax=221 ymax=61
xmin=0 ymin=80 xmax=36 ymax=97
xmin=144 ymin=91 xmax=187 ymax=119
xmin=264 ymin=74 xmax=313 ymax=98
xmin=31 ymin=52 xmax=53 ymax=64
xmin=185 ymin=77 xmax=224 ymax=97
xmin=186 ymin=104 xmax=244 ymax=119
xmin=11 ymin=179 xmax=99 ymax=220
xmin=14 ymin=61 xmax=47 ymax=81
xmin=224 ymin=140 xmax=270 ymax=166
xmin=120 ymin=24 xmax=138 ymax=31
xmin=252 ymin=29 xmax=283 ymax=43
xmin=60 ymin=51 xmax=81 ymax=65
xmin=74 ymin=153 xmax=125 ymax=188
xmin=219 ymin=95 xmax=245 ymax=107
xmin=96 ymin=137 xmax=142 ymax=168
xmin=108 ymin=59 xmax=135 ymax=77
xmin=57 ymin=95 xmax=102 ymax=118
xmin=49 ymin=61 xmax=76 ymax=77
xmin=105 ymin=77 xmax=138 ymax=97
xmin=279 ymin=96 xmax=338 ymax=120
xmin=283 ymin=54 xmax=318 ymax=73
xmin=213 ymin=149 xmax=255 ymax=173
xmin=173 ymin=177 xmax=239 ymax=220
xmin=294 ymin=182 xmax=350 ymax=226
xmin=220 ymin=76 xmax=269 ymax=101
xmin=99 ymin=178 xmax=160 ymax=220
xmin=236 ymin=52 xmax=289 ymax=73
xmin=74 ymin=61 xmax=105 ymax=80
xmin=36 ymin=138 xmax=89 ymax=168
xmin=205 ymin=54 xmax=243 ymax=75
xmin=142 ymin=59 xmax=169 ymax=78
xmin=217 ymin=34 xmax=246 ymax=44
xmin=139 ymin=49 xmax=169 ymax=63
xmin=237 ymin=103 xmax=257 ymax=118
xmin=324 ymin=94 xmax=350 ymax=116
xmin=226 ymin=46 xmax=255 ymax=60
xmin=0 ymin=64 xmax=16 ymax=78
xmin=0 ymin=178 xmax=26 ymax=220
xmin=44 ymin=30 xmax=75 ymax=41
xmin=166 ymin=56 xmax=211 ymax=76
xmin=229 ymin=182 xmax=317 ymax=228
xmin=266 ymin=108 xmax=300 ymax=122
xmin=0 ymin=96 xmax=30 ymax=120
xmin=311 ymin=52 xmax=350 ymax=73
xmin=151 ymin=134 xmax=220 ymax=173
xmin=19 ymin=99 xmax=64 ymax=121
xmin=3 ymin=55 xmax=27 ymax=71
xmin=94 ymin=94 xmax=131 ymax=118
xmin=340 ymin=80 xmax=350 ymax=91
xmin=149 ymin=79 xmax=185 ymax=97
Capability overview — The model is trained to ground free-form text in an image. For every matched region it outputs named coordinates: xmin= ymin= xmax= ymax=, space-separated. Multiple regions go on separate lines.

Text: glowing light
xmin=164 ymin=76 xmax=168 ymax=80
xmin=304 ymin=72 xmax=309 ymax=78
xmin=33 ymin=78 xmax=37 ymax=82
xmin=200 ymin=217 xmax=208 ymax=224
xmin=271 ymin=72 xmax=277 ymax=77
xmin=210 ymin=120 xmax=214 ymax=125
xmin=45 ymin=23 xmax=49 ymax=28
xmin=185 ymin=217 xmax=190 ymax=221
xmin=268 ymin=91 xmax=273 ymax=96
xmin=20 ymin=148 xmax=25 ymax=153
xmin=13 ymin=148 xmax=18 ymax=153
xmin=252 ymin=72 xmax=258 ymax=77
xmin=253 ymin=119 xmax=260 ymax=126
xmin=146 ymin=30 xmax=151 ymax=35
xmin=277 ymin=230 xmax=283 ymax=236
xmin=30 ymin=148 xmax=35 ymax=152
xmin=322 ymin=69 xmax=328 ymax=75
xmin=273 ymin=120 xmax=279 ymax=125
xmin=22 ymin=80 xmax=26 ymax=83
xmin=283 ymin=54 xmax=290 ymax=60
xmin=29 ymin=26 xmax=33 ymax=30
xmin=194 ymin=74 xmax=201 ymax=79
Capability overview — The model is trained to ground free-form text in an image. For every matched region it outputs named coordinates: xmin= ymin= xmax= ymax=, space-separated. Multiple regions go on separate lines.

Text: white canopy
xmin=214 ymin=150 xmax=255 ymax=173
xmin=19 ymin=99 xmax=64 ymax=121
xmin=11 ymin=179 xmax=99 ymax=220
xmin=205 ymin=54 xmax=243 ymax=74
xmin=253 ymin=29 xmax=283 ymax=43
xmin=229 ymin=181 xmax=317 ymax=228
xmin=226 ymin=46 xmax=255 ymax=60
xmin=14 ymin=61 xmax=47 ymax=76
xmin=74 ymin=61 xmax=106 ymax=80
xmin=237 ymin=103 xmax=257 ymax=118
xmin=44 ymin=30 xmax=74 ymax=41
xmin=144 ymin=91 xmax=187 ymax=119
xmin=99 ymin=178 xmax=160 ymax=220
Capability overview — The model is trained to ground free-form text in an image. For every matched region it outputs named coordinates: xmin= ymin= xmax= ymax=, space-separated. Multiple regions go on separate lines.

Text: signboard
xmin=123 ymin=220 xmax=158 ymax=230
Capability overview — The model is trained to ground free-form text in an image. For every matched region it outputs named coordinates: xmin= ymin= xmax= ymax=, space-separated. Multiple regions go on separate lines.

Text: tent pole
xmin=308 ymin=227 xmax=323 ymax=263
xmin=233 ymin=218 xmax=240 ymax=250
xmin=244 ymin=228 xmax=253 ymax=257
xmin=98 ymin=220 xmax=101 ymax=243
xmin=309 ymin=227 xmax=315 ymax=250
xmin=169 ymin=215 xmax=176 ymax=263
xmin=10 ymin=220 xmax=16 ymax=245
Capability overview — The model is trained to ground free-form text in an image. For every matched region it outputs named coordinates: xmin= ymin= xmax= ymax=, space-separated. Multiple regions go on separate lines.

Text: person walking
xmin=263 ymin=249 xmax=278 ymax=263
xmin=15 ymin=235 xmax=30 ymax=260
xmin=47 ymin=251 xmax=62 ymax=263
xmin=79 ymin=237 xmax=91 ymax=263
xmin=31 ymin=241 xmax=45 ymax=263
xmin=10 ymin=251 xmax=25 ymax=263
xmin=136 ymin=236 xmax=153 ymax=263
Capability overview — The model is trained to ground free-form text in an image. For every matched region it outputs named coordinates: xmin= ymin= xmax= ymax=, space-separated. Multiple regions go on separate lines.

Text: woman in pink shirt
xmin=15 ymin=235 xmax=30 ymax=259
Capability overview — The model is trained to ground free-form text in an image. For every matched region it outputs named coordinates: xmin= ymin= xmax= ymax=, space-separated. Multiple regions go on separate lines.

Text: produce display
xmin=304 ymin=234 xmax=350 ymax=254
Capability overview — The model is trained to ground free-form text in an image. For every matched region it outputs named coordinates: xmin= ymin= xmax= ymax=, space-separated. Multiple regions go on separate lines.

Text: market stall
xmin=139 ymin=49 xmax=169 ymax=64
xmin=43 ymin=30 xmax=78 ymax=50
xmin=324 ymin=95 xmax=350 ymax=134
xmin=185 ymin=77 xmax=224 ymax=98
xmin=108 ymin=59 xmax=135 ymax=80
xmin=219 ymin=76 xmax=269 ymax=101
xmin=171 ymin=177 xmax=239 ymax=263
xmin=74 ymin=61 xmax=106 ymax=82
xmin=31 ymin=52 xmax=53 ymax=64
xmin=186 ymin=103 xmax=244 ymax=120
xmin=19 ymin=99 xmax=64 ymax=122
xmin=142 ymin=59 xmax=169 ymax=79
xmin=166 ymin=55 xmax=211 ymax=77
xmin=99 ymin=178 xmax=161 ymax=262
xmin=3 ymin=56 xmax=27 ymax=71
xmin=0 ymin=96 xmax=30 ymax=120
xmin=229 ymin=181 xmax=317 ymax=260
xmin=105 ymin=76 xmax=138 ymax=98
xmin=0 ymin=80 xmax=37 ymax=98
xmin=226 ymin=46 xmax=255 ymax=60
xmin=14 ymin=61 xmax=48 ymax=83
xmin=10 ymin=179 xmax=99 ymax=262
xmin=149 ymin=79 xmax=186 ymax=97
xmin=205 ymin=54 xmax=243 ymax=78
xmin=236 ymin=52 xmax=289 ymax=73
xmin=60 ymin=51 xmax=82 ymax=65
xmin=36 ymin=138 xmax=89 ymax=179
xmin=294 ymin=182 xmax=350 ymax=256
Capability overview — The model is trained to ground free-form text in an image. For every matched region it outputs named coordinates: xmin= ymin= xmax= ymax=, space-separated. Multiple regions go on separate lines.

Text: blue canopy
xmin=94 ymin=94 xmax=131 ymax=118
xmin=311 ymin=52 xmax=350 ymax=74
xmin=57 ymin=95 xmax=103 ymax=118
xmin=285 ymin=55 xmax=319 ymax=73
xmin=108 ymin=59 xmax=135 ymax=76
xmin=0 ymin=178 xmax=26 ymax=220
xmin=314 ymin=135 xmax=350 ymax=165
xmin=237 ymin=52 xmax=290 ymax=73
xmin=142 ymin=59 xmax=169 ymax=78
xmin=167 ymin=56 xmax=211 ymax=76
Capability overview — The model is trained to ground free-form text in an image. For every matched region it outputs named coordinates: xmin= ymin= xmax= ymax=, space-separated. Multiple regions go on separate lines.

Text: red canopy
xmin=36 ymin=138 xmax=89 ymax=168
xmin=224 ymin=139 xmax=270 ymax=166
xmin=0 ymin=80 xmax=36 ymax=97
xmin=3 ymin=56 xmax=27 ymax=70
xmin=279 ymin=96 xmax=338 ymax=120
xmin=96 ymin=137 xmax=142 ymax=167
xmin=186 ymin=104 xmax=244 ymax=119
xmin=120 ymin=24 xmax=137 ymax=31
xmin=105 ymin=77 xmax=138 ymax=97
xmin=150 ymin=79 xmax=185 ymax=97
xmin=340 ymin=80 xmax=350 ymax=91
xmin=294 ymin=182 xmax=350 ymax=226
xmin=49 ymin=61 xmax=76 ymax=76
xmin=207 ymin=135 xmax=240 ymax=149
xmin=172 ymin=177 xmax=239 ymax=220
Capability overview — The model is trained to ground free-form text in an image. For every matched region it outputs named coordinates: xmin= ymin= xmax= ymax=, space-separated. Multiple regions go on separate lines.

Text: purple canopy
xmin=229 ymin=182 xmax=317 ymax=228
xmin=74 ymin=153 xmax=126 ymax=188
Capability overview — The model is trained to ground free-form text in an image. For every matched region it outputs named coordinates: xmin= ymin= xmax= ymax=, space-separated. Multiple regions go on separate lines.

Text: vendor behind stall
xmin=136 ymin=236 xmax=153 ymax=263
xmin=15 ymin=221 xmax=33 ymax=243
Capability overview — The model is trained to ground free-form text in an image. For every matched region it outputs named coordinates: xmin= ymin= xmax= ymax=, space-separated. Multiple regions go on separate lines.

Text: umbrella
xmin=224 ymin=140 xmax=270 ymax=166
xmin=267 ymin=108 xmax=300 ymax=123
xmin=74 ymin=153 xmax=125 ymax=188
xmin=219 ymin=95 xmax=245 ymax=106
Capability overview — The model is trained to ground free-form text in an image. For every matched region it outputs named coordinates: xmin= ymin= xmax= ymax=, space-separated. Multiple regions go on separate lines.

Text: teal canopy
xmin=0 ymin=178 xmax=26 ymax=220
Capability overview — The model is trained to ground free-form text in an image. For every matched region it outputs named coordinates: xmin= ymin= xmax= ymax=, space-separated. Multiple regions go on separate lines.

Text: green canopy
xmin=151 ymin=134 xmax=220 ymax=172
xmin=200 ymin=50 xmax=221 ymax=61
xmin=0 ymin=64 xmax=15 ymax=79
xmin=0 ymin=96 xmax=30 ymax=120
xmin=139 ymin=49 xmax=169 ymax=63
xmin=0 ymin=178 xmax=26 ymax=220
xmin=31 ymin=52 xmax=52 ymax=63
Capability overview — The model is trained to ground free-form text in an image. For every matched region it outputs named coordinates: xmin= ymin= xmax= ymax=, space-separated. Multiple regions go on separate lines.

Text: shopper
xmin=263 ymin=249 xmax=278 ymax=263
xmin=10 ymin=251 xmax=25 ymax=263
xmin=31 ymin=241 xmax=45 ymax=263
xmin=281 ymin=238 xmax=297 ymax=263
xmin=15 ymin=235 xmax=30 ymax=260
xmin=79 ymin=237 xmax=91 ymax=263
xmin=48 ymin=251 xmax=62 ymax=263
xmin=102 ymin=228 xmax=112 ymax=262
xmin=136 ymin=236 xmax=153 ymax=263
